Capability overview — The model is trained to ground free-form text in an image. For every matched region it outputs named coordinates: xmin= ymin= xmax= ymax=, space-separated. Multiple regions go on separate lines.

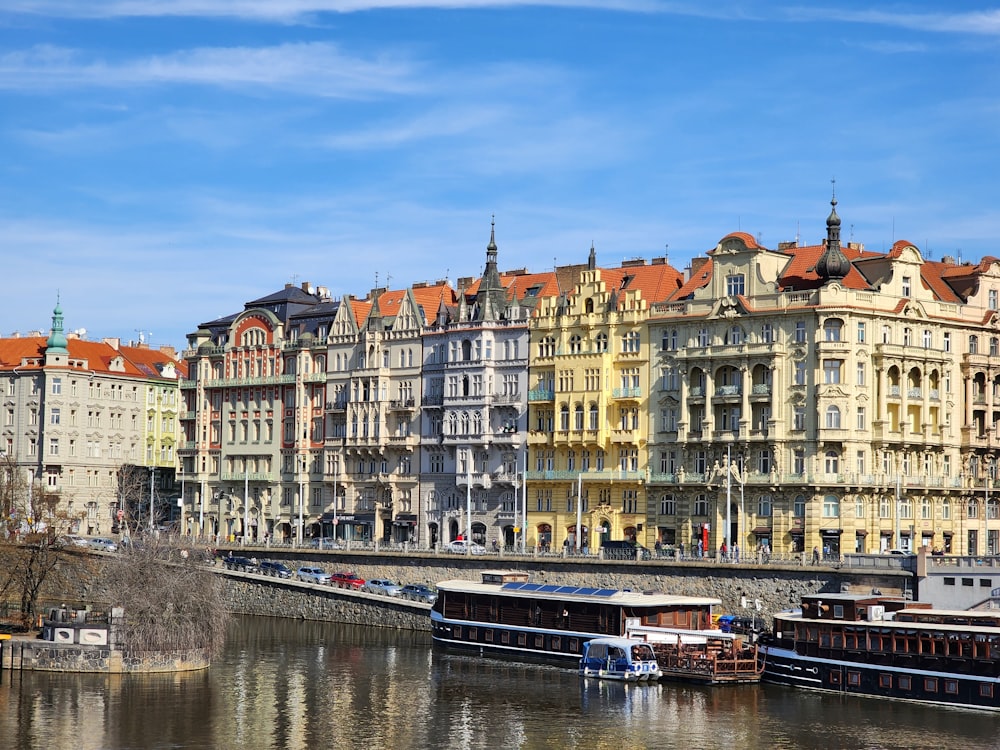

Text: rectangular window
xmin=902 ymin=276 xmax=911 ymax=297
xmin=856 ymin=406 xmax=866 ymax=430
xmin=943 ymin=332 xmax=951 ymax=352
xmin=726 ymin=274 xmax=745 ymax=297
xmin=794 ymin=362 xmax=807 ymax=385
xmin=794 ymin=321 xmax=806 ymax=343
xmin=856 ymin=322 xmax=865 ymax=343
xmin=823 ymin=359 xmax=842 ymax=384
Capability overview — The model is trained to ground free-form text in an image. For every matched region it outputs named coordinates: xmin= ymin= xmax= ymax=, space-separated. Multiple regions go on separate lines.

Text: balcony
xmin=389 ymin=399 xmax=416 ymax=411
xmin=326 ymin=400 xmax=348 ymax=411
xmin=219 ymin=472 xmax=276 ymax=483
xmin=207 ymin=374 xmax=296 ymax=388
xmin=612 ymin=387 xmax=642 ymax=400
xmin=715 ymin=385 xmax=741 ymax=397
xmin=528 ymin=389 xmax=555 ymax=402
xmin=688 ymin=387 xmax=704 ymax=398
xmin=610 ymin=429 xmax=638 ymax=443
xmin=750 ymin=384 xmax=771 ymax=396
xmin=422 ymin=394 xmax=444 ymax=406
xmin=455 ymin=472 xmax=492 ymax=489
xmin=526 ymin=469 xmax=645 ymax=482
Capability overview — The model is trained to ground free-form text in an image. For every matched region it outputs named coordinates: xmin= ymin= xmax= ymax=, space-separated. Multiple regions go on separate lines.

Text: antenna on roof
xmin=664 ymin=243 xmax=669 ymax=265
xmin=134 ymin=329 xmax=152 ymax=345
xmin=850 ymin=224 xmax=855 ymax=243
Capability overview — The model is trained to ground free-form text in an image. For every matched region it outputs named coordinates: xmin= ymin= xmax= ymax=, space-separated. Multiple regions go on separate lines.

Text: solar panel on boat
xmin=499 ymin=582 xmax=620 ymax=598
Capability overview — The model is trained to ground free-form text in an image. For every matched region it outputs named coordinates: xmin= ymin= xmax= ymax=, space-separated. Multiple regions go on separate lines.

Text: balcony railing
xmin=715 ymin=385 xmax=741 ymax=396
xmin=528 ymin=389 xmax=555 ymax=401
xmin=612 ymin=387 xmax=642 ymax=399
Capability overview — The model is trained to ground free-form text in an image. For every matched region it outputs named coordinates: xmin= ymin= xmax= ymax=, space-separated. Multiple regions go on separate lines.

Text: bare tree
xmin=100 ymin=536 xmax=229 ymax=657
xmin=0 ymin=454 xmax=86 ymax=629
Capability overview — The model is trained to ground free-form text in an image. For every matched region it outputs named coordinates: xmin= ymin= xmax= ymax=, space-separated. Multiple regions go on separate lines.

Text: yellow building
xmin=526 ymin=247 xmax=682 ymax=551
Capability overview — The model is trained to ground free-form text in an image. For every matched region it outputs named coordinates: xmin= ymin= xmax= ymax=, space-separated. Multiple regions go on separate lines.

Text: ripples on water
xmin=1 ymin=616 xmax=998 ymax=750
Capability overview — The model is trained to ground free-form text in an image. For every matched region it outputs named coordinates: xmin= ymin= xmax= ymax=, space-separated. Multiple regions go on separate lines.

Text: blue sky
xmin=3 ymin=2 xmax=1000 ymax=350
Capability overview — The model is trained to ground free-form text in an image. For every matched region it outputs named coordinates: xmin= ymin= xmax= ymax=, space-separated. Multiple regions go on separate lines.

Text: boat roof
xmin=585 ymin=636 xmax=649 ymax=648
xmin=778 ymin=611 xmax=1000 ymax=635
xmin=435 ymin=577 xmax=720 ymax=607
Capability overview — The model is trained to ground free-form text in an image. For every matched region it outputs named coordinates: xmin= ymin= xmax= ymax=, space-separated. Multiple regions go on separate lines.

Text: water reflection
xmin=1 ymin=616 xmax=998 ymax=750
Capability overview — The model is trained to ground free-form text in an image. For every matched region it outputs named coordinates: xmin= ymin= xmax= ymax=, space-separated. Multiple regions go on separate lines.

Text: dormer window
xmin=902 ymin=276 xmax=912 ymax=297
xmin=991 ymin=290 xmax=998 ymax=311
xmin=726 ymin=273 xmax=745 ymax=297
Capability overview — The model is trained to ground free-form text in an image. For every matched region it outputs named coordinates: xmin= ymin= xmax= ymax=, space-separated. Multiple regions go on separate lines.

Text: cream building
xmin=649 ymin=196 xmax=1000 ymax=558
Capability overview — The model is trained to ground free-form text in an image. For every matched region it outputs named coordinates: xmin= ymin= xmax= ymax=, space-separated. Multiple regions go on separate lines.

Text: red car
xmin=331 ymin=572 xmax=366 ymax=589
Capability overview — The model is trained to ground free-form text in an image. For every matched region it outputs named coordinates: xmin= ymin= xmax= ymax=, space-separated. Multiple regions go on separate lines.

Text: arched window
xmin=588 ymin=403 xmax=599 ymax=430
xmin=595 ymin=333 xmax=608 ymax=353
xmin=574 ymin=404 xmax=584 ymax=430
xmin=559 ymin=405 xmax=570 ymax=431
xmin=970 ymin=335 xmax=979 ymax=354
xmin=823 ymin=318 xmax=843 ymax=342
xmin=462 ymin=340 xmax=472 ymax=361
xmin=569 ymin=334 xmax=582 ymax=354
xmin=825 ymin=405 xmax=841 ymax=429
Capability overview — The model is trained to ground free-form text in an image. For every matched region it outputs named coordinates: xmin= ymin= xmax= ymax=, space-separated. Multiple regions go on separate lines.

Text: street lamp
xmin=297 ymin=456 xmax=305 ymax=547
xmin=148 ymin=467 xmax=155 ymax=533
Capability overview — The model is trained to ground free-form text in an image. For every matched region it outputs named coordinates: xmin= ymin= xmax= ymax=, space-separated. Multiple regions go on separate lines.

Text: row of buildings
xmin=7 ymin=199 xmax=1000 ymax=556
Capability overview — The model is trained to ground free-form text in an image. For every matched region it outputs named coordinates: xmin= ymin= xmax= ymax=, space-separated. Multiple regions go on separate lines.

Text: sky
xmin=3 ymin=2 xmax=1000 ymax=351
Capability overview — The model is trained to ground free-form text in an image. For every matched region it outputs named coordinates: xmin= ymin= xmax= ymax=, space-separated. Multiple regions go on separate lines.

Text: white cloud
xmin=3 ymin=0 xmax=666 ymax=22
xmin=0 ymin=42 xmax=425 ymax=97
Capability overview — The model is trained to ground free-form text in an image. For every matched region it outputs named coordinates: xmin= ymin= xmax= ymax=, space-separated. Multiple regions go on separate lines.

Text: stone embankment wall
xmin=218 ymin=551 xmax=912 ymax=629
xmin=224 ymin=577 xmax=428 ymax=630
xmin=2 ymin=640 xmax=210 ymax=673
xmin=38 ymin=549 xmax=913 ymax=631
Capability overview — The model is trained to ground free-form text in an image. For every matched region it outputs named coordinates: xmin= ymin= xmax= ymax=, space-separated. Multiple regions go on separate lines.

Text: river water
xmin=1 ymin=616 xmax=997 ymax=750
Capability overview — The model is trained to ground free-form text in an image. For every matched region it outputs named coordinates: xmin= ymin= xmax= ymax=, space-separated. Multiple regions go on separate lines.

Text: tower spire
xmin=816 ymin=180 xmax=850 ymax=282
xmin=46 ymin=294 xmax=69 ymax=354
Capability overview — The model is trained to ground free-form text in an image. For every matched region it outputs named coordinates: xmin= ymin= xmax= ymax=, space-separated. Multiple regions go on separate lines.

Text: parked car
xmin=443 ymin=540 xmax=485 ymax=555
xmin=88 ymin=537 xmax=118 ymax=553
xmin=600 ymin=540 xmax=652 ymax=560
xmin=307 ymin=537 xmax=343 ymax=550
xmin=297 ymin=566 xmax=332 ymax=585
xmin=59 ymin=534 xmax=90 ymax=549
xmin=259 ymin=560 xmax=293 ymax=578
xmin=222 ymin=555 xmax=259 ymax=573
xmin=399 ymin=584 xmax=437 ymax=604
xmin=363 ymin=578 xmax=402 ymax=596
xmin=331 ymin=572 xmax=366 ymax=589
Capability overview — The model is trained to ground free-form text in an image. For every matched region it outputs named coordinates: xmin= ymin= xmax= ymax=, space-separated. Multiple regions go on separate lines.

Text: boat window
xmin=829 ymin=670 xmax=841 ymax=686
xmin=879 ymin=674 xmax=892 ymax=689
xmin=899 ymin=675 xmax=912 ymax=691
xmin=924 ymin=678 xmax=938 ymax=693
xmin=848 ymin=671 xmax=861 ymax=687
xmin=979 ymin=684 xmax=994 ymax=699
xmin=833 ymin=605 xmax=844 ymax=619
xmin=552 ymin=636 xmax=562 ymax=651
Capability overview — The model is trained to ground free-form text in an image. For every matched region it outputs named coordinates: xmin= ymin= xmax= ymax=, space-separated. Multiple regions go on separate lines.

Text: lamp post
xmin=148 ymin=466 xmax=155 ymax=533
xmin=297 ymin=456 xmax=305 ymax=547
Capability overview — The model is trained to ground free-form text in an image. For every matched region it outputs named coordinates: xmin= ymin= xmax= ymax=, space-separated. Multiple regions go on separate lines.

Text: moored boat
xmin=430 ymin=570 xmax=761 ymax=684
xmin=760 ymin=592 xmax=1000 ymax=711
xmin=579 ymin=637 xmax=663 ymax=681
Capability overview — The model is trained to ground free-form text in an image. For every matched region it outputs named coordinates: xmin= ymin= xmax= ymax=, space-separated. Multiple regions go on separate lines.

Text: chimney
xmin=102 ymin=337 xmax=121 ymax=350
xmin=158 ymin=345 xmax=177 ymax=359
